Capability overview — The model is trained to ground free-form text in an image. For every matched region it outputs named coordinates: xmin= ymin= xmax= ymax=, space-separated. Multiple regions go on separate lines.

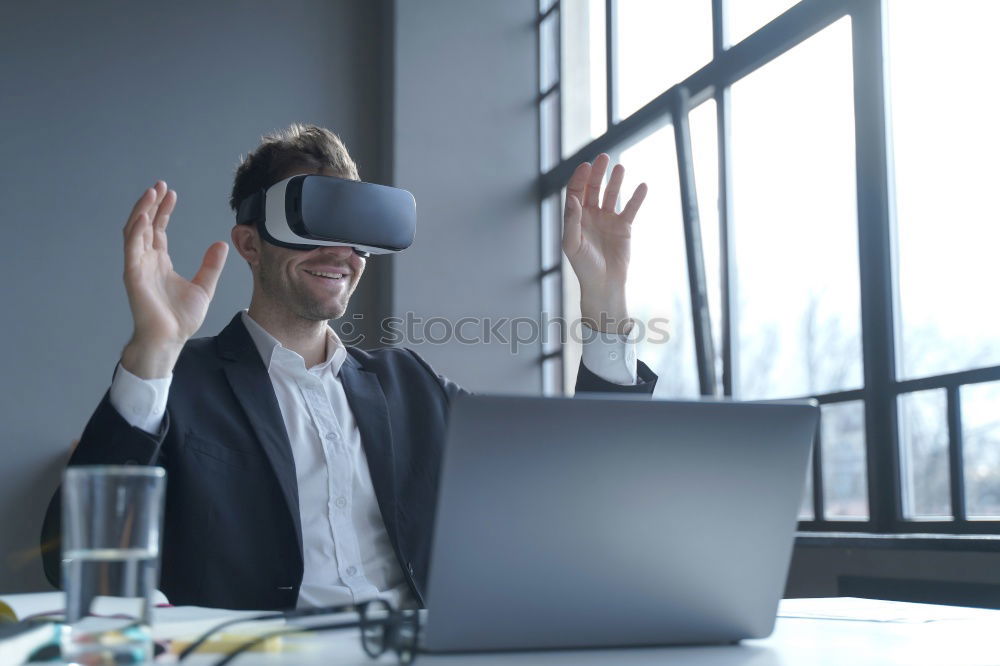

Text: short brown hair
xmin=229 ymin=123 xmax=360 ymax=217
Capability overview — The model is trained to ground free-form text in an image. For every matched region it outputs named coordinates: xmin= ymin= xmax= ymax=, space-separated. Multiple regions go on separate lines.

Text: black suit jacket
xmin=42 ymin=313 xmax=657 ymax=609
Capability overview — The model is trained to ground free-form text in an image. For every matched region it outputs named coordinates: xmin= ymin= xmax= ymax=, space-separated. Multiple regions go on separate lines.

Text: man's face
xmin=256 ymin=240 xmax=366 ymax=321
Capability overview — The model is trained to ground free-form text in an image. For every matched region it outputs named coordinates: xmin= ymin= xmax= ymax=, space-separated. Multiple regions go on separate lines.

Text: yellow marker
xmin=170 ymin=633 xmax=286 ymax=655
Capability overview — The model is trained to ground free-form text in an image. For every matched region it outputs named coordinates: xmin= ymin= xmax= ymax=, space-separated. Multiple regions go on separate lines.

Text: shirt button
xmin=325 ymin=432 xmax=338 ymax=442
xmin=608 ymin=351 xmax=619 ymax=361
xmin=335 ymin=496 xmax=347 ymax=509
xmin=346 ymin=566 xmax=357 ymax=577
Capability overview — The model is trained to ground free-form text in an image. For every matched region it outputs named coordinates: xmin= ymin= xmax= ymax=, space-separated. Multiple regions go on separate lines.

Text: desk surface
xmin=178 ymin=598 xmax=1000 ymax=666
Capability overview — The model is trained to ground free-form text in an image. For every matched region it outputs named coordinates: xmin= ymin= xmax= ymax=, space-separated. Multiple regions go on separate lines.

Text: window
xmin=614 ymin=0 xmax=712 ymax=120
xmin=538 ymin=0 xmax=1000 ymax=535
xmin=560 ymin=0 xmax=607 ymax=159
xmin=727 ymin=0 xmax=801 ymax=45
xmin=730 ymin=17 xmax=861 ymax=401
xmin=962 ymin=381 xmax=1000 ymax=519
xmin=885 ymin=0 xmax=1000 ymax=530
xmin=898 ymin=389 xmax=950 ymax=519
xmin=820 ymin=401 xmax=869 ymax=520
xmin=888 ymin=0 xmax=1000 ymax=381
xmin=618 ymin=122 xmax=699 ymax=397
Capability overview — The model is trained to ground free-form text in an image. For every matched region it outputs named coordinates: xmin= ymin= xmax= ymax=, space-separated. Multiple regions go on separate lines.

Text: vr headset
xmin=236 ymin=174 xmax=416 ymax=257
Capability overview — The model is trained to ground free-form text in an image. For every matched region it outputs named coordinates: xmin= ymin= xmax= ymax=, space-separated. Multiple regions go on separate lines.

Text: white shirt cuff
xmin=109 ymin=363 xmax=171 ymax=434
xmin=580 ymin=323 xmax=638 ymax=385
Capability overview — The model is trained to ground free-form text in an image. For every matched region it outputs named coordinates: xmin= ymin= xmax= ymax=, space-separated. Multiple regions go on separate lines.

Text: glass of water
xmin=61 ymin=465 xmax=166 ymax=665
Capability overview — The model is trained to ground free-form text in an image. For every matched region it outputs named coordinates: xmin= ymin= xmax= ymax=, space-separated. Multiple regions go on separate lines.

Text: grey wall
xmin=0 ymin=0 xmax=387 ymax=593
xmin=392 ymin=0 xmax=541 ymax=394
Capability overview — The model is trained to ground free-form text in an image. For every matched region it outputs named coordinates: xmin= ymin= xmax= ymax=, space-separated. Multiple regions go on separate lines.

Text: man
xmin=42 ymin=124 xmax=657 ymax=610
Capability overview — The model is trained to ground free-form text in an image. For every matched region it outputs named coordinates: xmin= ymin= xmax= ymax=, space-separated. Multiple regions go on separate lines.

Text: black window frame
xmin=537 ymin=0 xmax=1000 ymax=536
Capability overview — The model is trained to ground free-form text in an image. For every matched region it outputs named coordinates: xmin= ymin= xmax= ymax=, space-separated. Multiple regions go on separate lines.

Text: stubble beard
xmin=258 ymin=257 xmax=348 ymax=323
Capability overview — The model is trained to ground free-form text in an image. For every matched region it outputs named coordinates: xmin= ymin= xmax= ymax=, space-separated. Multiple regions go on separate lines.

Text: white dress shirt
xmin=108 ymin=313 xmax=639 ymax=608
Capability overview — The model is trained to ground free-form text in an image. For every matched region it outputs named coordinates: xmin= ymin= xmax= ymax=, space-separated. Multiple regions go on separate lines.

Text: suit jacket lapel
xmin=215 ymin=314 xmax=303 ymax=558
xmin=339 ymin=351 xmax=399 ymax=541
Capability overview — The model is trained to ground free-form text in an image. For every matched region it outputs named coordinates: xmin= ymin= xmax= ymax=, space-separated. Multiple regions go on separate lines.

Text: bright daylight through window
xmin=539 ymin=0 xmax=1000 ymax=534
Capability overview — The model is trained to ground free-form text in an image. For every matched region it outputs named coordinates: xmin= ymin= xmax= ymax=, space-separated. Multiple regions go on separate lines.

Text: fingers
xmin=563 ymin=162 xmax=590 ymax=257
xmin=124 ymin=186 xmax=157 ymax=241
xmin=583 ymin=153 xmax=610 ymax=208
xmin=124 ymin=181 xmax=167 ymax=240
xmin=124 ymin=212 xmax=150 ymax=271
xmin=566 ymin=162 xmax=590 ymax=205
xmin=566 ymin=156 xmax=643 ymax=226
xmin=152 ymin=189 xmax=177 ymax=251
xmin=602 ymin=163 xmax=625 ymax=212
xmin=562 ymin=193 xmax=583 ymax=256
xmin=621 ymin=182 xmax=649 ymax=224
xmin=191 ymin=242 xmax=229 ymax=299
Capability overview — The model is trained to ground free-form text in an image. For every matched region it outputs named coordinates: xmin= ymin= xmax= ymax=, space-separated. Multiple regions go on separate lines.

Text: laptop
xmin=420 ymin=393 xmax=819 ymax=653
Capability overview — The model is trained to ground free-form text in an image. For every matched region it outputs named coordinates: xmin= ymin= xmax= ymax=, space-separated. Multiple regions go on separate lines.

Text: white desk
xmin=179 ymin=598 xmax=1000 ymax=666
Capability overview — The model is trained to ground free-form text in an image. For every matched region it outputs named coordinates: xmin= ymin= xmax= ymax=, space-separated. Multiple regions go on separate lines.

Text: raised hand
xmin=562 ymin=153 xmax=648 ymax=333
xmin=120 ymin=181 xmax=229 ymax=378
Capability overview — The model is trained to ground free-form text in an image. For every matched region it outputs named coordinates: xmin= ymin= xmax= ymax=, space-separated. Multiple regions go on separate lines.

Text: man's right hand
xmin=120 ymin=181 xmax=229 ymax=379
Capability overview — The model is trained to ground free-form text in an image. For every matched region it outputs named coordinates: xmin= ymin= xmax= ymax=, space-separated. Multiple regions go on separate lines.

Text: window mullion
xmin=671 ymin=87 xmax=717 ymax=396
xmin=851 ymin=0 xmax=901 ymax=532
xmin=605 ymin=0 xmax=616 ymax=127
xmin=711 ymin=0 xmax=726 ymax=56
xmin=715 ymin=84 xmax=735 ymax=398
xmin=947 ymin=386 xmax=967 ymax=522
xmin=712 ymin=0 xmax=736 ymax=400
xmin=813 ymin=426 xmax=827 ymax=522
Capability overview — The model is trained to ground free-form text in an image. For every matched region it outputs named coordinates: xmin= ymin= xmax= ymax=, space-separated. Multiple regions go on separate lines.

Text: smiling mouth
xmin=305 ymin=269 xmax=347 ymax=280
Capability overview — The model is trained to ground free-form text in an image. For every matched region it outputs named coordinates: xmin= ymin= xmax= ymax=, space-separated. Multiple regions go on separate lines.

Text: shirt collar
xmin=240 ymin=310 xmax=347 ymax=376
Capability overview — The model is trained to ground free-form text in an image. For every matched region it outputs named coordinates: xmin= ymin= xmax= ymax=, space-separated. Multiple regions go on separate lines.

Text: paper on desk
xmin=0 ymin=589 xmax=170 ymax=622
xmin=778 ymin=597 xmax=1000 ymax=623
xmin=151 ymin=605 xmax=284 ymax=641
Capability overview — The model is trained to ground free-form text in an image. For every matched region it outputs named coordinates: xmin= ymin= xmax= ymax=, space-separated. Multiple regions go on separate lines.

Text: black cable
xmin=209 ymin=619 xmax=363 ymax=666
xmin=177 ymin=604 xmax=354 ymax=661
xmin=176 ymin=611 xmax=282 ymax=661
